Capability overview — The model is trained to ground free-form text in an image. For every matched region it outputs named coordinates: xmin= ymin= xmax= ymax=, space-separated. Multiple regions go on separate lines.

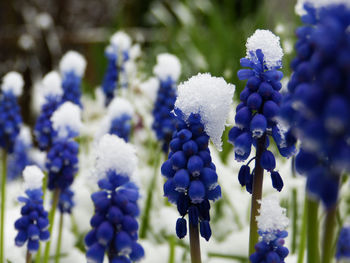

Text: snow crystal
xmin=18 ymin=125 xmax=32 ymax=146
xmin=95 ymin=134 xmax=137 ymax=178
xmin=42 ymin=71 xmax=63 ymax=97
xmin=256 ymin=196 xmax=289 ymax=239
xmin=51 ymin=102 xmax=82 ymax=138
xmin=1 ymin=71 xmax=24 ymax=96
xmin=107 ymin=97 xmax=134 ymax=120
xmin=23 ymin=165 xmax=44 ymax=190
xmin=153 ymin=53 xmax=181 ymax=82
xmin=246 ymin=29 xmax=283 ymax=69
xmin=139 ymin=77 xmax=159 ymax=102
xmin=175 ymin=73 xmax=235 ymax=151
xmin=110 ymin=31 xmax=132 ymax=52
xmin=295 ymin=0 xmax=350 ymax=16
xmin=59 ymin=51 xmax=87 ymax=77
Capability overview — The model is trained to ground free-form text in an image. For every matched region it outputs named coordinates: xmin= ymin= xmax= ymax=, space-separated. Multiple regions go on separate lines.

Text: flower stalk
xmin=26 ymin=250 xmax=32 ymax=263
xmin=306 ymin=197 xmax=320 ymax=263
xmin=189 ymin=223 xmax=202 ymax=263
xmin=321 ymin=202 xmax=338 ymax=263
xmin=55 ymin=212 xmax=64 ymax=263
xmin=0 ymin=150 xmax=7 ymax=263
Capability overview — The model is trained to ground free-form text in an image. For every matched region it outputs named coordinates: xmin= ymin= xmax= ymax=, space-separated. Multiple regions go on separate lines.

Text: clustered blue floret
xmin=152 ymin=78 xmax=177 ymax=153
xmin=34 ymin=95 xmax=62 ymax=151
xmin=58 ymin=187 xmax=75 ymax=214
xmin=229 ymin=49 xmax=295 ymax=193
xmin=85 ymin=172 xmax=144 ymax=263
xmin=14 ymin=188 xmax=50 ymax=253
xmin=61 ymin=71 xmax=83 ymax=107
xmin=109 ymin=114 xmax=132 ymax=142
xmin=280 ymin=3 xmax=350 ymax=209
xmin=0 ymin=91 xmax=22 ymax=153
xmin=250 ymin=230 xmax=289 ymax=263
xmin=46 ymin=139 xmax=79 ymax=191
xmin=161 ymin=110 xmax=221 ymax=241
xmin=336 ymin=226 xmax=350 ymax=260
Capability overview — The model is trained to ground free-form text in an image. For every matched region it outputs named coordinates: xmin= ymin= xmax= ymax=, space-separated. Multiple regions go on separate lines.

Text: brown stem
xmin=189 ymin=223 xmax=202 ymax=263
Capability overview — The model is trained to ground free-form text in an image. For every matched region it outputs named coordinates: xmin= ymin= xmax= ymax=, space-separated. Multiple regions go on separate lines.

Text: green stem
xmin=168 ymin=235 xmax=176 ymax=263
xmin=0 ymin=151 xmax=7 ymax=263
xmin=189 ymin=223 xmax=202 ymax=263
xmin=139 ymin=146 xmax=162 ymax=238
xmin=248 ymin=135 xmax=265 ymax=257
xmin=55 ymin=212 xmax=64 ymax=263
xmin=306 ymin=197 xmax=320 ymax=263
xmin=321 ymin=204 xmax=337 ymax=263
xmin=297 ymin=195 xmax=307 ymax=263
xmin=43 ymin=189 xmax=60 ymax=263
xmin=292 ymin=188 xmax=298 ymax=253
xmin=26 ymin=250 xmax=32 ymax=263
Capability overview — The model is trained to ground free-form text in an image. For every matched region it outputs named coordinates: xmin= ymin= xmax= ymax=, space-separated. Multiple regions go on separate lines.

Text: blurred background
xmin=0 ymin=0 xmax=298 ymax=125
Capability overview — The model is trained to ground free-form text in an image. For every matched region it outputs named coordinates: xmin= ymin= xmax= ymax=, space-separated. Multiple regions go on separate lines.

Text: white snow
xmin=107 ymin=97 xmax=134 ymax=120
xmin=1 ymin=71 xmax=24 ymax=96
xmin=59 ymin=51 xmax=87 ymax=77
xmin=35 ymin=13 xmax=53 ymax=30
xmin=295 ymin=0 xmax=350 ymax=16
xmin=18 ymin=125 xmax=32 ymax=146
xmin=129 ymin=44 xmax=141 ymax=60
xmin=139 ymin=77 xmax=159 ymax=103
xmin=153 ymin=53 xmax=181 ymax=82
xmin=256 ymin=196 xmax=289 ymax=241
xmin=175 ymin=73 xmax=235 ymax=151
xmin=246 ymin=29 xmax=284 ymax=69
xmin=51 ymin=101 xmax=82 ymax=138
xmin=42 ymin=71 xmax=63 ymax=97
xmin=22 ymin=165 xmax=44 ymax=190
xmin=110 ymin=31 xmax=132 ymax=52
xmin=95 ymin=134 xmax=137 ymax=178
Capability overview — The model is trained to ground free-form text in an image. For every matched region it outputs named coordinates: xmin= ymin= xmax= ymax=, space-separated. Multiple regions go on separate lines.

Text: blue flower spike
xmin=14 ymin=166 xmax=50 ymax=254
xmin=152 ymin=53 xmax=181 ymax=152
xmin=336 ymin=225 xmax=350 ymax=260
xmin=161 ymin=72 xmax=234 ymax=243
xmin=229 ymin=29 xmax=296 ymax=194
xmin=85 ymin=134 xmax=144 ymax=263
xmin=0 ymin=71 xmax=24 ymax=153
xmin=250 ymin=197 xmax=289 ymax=262
xmin=34 ymin=71 xmax=63 ymax=151
xmin=281 ymin=0 xmax=350 ymax=209
xmin=59 ymin=51 xmax=87 ymax=107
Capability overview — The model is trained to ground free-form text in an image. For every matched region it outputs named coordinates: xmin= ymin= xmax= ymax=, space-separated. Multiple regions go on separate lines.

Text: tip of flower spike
xmin=256 ymin=196 xmax=289 ymax=241
xmin=42 ymin=71 xmax=63 ymax=97
xmin=23 ymin=165 xmax=44 ymax=190
xmin=246 ymin=29 xmax=283 ymax=69
xmin=108 ymin=97 xmax=134 ymax=120
xmin=95 ymin=134 xmax=137 ymax=179
xmin=59 ymin=50 xmax=87 ymax=77
xmin=110 ymin=31 xmax=132 ymax=52
xmin=1 ymin=71 xmax=24 ymax=96
xmin=175 ymin=73 xmax=235 ymax=151
xmin=51 ymin=101 xmax=82 ymax=138
xmin=295 ymin=0 xmax=350 ymax=16
xmin=153 ymin=53 xmax=181 ymax=82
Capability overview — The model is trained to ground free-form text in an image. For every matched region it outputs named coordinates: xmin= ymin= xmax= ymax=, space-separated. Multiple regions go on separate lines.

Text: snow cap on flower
xmin=139 ymin=77 xmax=159 ymax=102
xmin=42 ymin=71 xmax=63 ymax=97
xmin=23 ymin=165 xmax=44 ymax=190
xmin=175 ymin=73 xmax=235 ymax=150
xmin=246 ymin=29 xmax=284 ymax=69
xmin=59 ymin=51 xmax=87 ymax=77
xmin=110 ymin=31 xmax=132 ymax=52
xmin=256 ymin=196 xmax=289 ymax=239
xmin=95 ymin=134 xmax=137 ymax=178
xmin=295 ymin=0 xmax=350 ymax=16
xmin=51 ymin=101 xmax=82 ymax=138
xmin=1 ymin=71 xmax=24 ymax=96
xmin=107 ymin=97 xmax=134 ymax=120
xmin=153 ymin=53 xmax=181 ymax=82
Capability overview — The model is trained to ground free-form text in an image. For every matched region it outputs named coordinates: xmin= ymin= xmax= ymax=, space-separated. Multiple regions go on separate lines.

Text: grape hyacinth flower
xmin=336 ymin=226 xmax=350 ymax=260
xmin=161 ymin=73 xmax=234 ymax=262
xmin=100 ymin=97 xmax=134 ymax=142
xmin=0 ymin=71 xmax=24 ymax=153
xmin=14 ymin=166 xmax=50 ymax=261
xmin=250 ymin=197 xmax=289 ymax=263
xmin=228 ymin=29 xmax=295 ymax=256
xmin=85 ymin=134 xmax=144 ymax=263
xmin=58 ymin=187 xmax=75 ymax=214
xmin=34 ymin=71 xmax=63 ymax=151
xmin=152 ymin=53 xmax=181 ymax=152
xmin=59 ymin=51 xmax=87 ymax=107
xmin=102 ymin=31 xmax=131 ymax=105
xmin=7 ymin=126 xmax=35 ymax=180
